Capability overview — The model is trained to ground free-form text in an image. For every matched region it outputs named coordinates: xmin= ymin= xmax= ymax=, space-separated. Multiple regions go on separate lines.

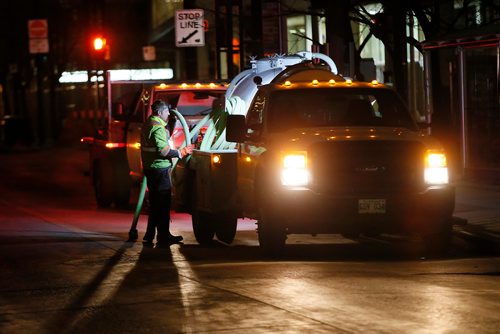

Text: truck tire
xmin=215 ymin=213 xmax=237 ymax=244
xmin=192 ymin=209 xmax=215 ymax=245
xmin=258 ymin=207 xmax=286 ymax=256
xmin=422 ymin=219 xmax=453 ymax=256
xmin=113 ymin=185 xmax=131 ymax=208
xmin=112 ymin=163 xmax=131 ymax=209
xmin=93 ymin=160 xmax=113 ymax=208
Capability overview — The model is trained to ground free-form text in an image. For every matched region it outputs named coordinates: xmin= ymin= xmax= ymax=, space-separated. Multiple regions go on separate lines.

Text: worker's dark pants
xmin=143 ymin=168 xmax=172 ymax=242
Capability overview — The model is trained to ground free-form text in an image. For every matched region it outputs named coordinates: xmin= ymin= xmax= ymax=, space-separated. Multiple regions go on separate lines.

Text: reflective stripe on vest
xmin=142 ymin=147 xmax=157 ymax=152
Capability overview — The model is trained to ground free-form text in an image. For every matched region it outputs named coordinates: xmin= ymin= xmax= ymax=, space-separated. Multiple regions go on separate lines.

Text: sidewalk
xmin=454 ymin=181 xmax=500 ymax=243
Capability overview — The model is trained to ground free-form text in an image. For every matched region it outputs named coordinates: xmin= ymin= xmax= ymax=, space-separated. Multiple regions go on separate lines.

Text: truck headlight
xmin=424 ymin=151 xmax=449 ymax=185
xmin=280 ymin=152 xmax=310 ymax=187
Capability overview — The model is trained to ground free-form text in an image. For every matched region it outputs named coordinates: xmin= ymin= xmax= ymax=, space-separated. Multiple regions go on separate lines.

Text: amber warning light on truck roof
xmin=281 ymin=79 xmax=382 ymax=88
xmin=156 ymin=82 xmax=224 ymax=89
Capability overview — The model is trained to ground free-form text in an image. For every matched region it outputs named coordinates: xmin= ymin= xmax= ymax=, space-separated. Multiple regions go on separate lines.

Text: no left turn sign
xmin=175 ymin=9 xmax=205 ymax=47
xmin=28 ymin=19 xmax=48 ymax=39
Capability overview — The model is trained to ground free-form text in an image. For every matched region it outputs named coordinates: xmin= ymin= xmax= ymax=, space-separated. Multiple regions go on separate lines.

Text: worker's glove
xmin=179 ymin=144 xmax=194 ymax=157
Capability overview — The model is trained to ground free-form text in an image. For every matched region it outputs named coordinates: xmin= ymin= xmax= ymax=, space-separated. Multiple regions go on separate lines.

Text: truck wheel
xmin=192 ymin=209 xmax=215 ymax=245
xmin=215 ymin=213 xmax=237 ymax=244
xmin=422 ymin=219 xmax=453 ymax=256
xmin=113 ymin=165 xmax=131 ymax=209
xmin=114 ymin=187 xmax=131 ymax=208
xmin=258 ymin=208 xmax=286 ymax=256
xmin=93 ymin=161 xmax=113 ymax=208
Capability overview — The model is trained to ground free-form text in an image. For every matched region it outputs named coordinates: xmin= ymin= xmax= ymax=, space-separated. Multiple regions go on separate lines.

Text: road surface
xmin=0 ymin=146 xmax=499 ymax=333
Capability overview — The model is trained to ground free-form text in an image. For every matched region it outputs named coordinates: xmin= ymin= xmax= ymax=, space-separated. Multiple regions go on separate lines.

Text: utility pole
xmin=184 ymin=0 xmax=198 ymax=80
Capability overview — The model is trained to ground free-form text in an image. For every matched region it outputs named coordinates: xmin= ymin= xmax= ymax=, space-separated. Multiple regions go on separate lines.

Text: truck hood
xmin=267 ymin=126 xmax=443 ymax=150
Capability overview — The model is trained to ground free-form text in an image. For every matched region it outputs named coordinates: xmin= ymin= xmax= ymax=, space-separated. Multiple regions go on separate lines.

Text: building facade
xmin=423 ymin=27 xmax=500 ymax=181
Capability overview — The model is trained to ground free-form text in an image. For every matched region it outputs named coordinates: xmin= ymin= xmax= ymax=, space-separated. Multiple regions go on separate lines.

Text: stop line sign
xmin=175 ymin=9 xmax=205 ymax=47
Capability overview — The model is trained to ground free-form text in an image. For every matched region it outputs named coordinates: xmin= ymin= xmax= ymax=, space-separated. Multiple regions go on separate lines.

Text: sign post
xmin=175 ymin=9 xmax=205 ymax=47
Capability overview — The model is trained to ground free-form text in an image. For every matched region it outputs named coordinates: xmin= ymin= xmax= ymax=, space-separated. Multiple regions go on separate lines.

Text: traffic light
xmin=93 ymin=36 xmax=106 ymax=51
xmin=91 ymin=35 xmax=110 ymax=60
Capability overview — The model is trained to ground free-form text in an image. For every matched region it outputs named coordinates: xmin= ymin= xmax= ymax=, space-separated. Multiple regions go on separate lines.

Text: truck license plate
xmin=358 ymin=199 xmax=386 ymax=214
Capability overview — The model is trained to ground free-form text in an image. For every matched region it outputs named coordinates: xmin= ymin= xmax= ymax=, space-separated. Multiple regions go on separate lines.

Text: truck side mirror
xmin=212 ymin=98 xmax=225 ymax=114
xmin=226 ymin=114 xmax=247 ymax=143
xmin=417 ymin=121 xmax=432 ymax=135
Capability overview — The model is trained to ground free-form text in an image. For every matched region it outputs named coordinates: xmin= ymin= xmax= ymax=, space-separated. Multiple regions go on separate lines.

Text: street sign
xmin=175 ymin=9 xmax=205 ymax=47
xmin=28 ymin=19 xmax=48 ymax=39
xmin=29 ymin=38 xmax=49 ymax=54
xmin=28 ymin=19 xmax=49 ymax=54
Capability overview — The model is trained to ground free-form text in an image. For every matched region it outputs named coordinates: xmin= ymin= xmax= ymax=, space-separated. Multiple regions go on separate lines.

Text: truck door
xmin=126 ymin=89 xmax=150 ymax=180
xmin=237 ymin=92 xmax=267 ymax=216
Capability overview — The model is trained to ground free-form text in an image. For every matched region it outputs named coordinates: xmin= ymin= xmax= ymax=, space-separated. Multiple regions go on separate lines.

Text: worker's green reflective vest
xmin=140 ymin=115 xmax=174 ymax=169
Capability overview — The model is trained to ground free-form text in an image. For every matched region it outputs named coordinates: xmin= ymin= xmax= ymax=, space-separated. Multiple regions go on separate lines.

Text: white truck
xmin=82 ymin=77 xmax=227 ymax=208
xmin=172 ymin=52 xmax=455 ymax=254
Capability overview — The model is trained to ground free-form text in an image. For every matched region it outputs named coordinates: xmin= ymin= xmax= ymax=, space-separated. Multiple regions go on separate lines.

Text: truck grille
xmin=309 ymin=140 xmax=425 ymax=195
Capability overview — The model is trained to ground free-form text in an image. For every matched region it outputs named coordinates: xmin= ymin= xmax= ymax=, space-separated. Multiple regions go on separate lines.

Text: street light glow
xmin=58 ymin=69 xmax=174 ymax=83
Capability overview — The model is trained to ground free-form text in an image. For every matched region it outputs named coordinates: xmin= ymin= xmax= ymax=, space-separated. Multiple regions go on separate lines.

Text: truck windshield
xmin=267 ymin=88 xmax=417 ymax=132
xmin=156 ymin=90 xmax=225 ymax=117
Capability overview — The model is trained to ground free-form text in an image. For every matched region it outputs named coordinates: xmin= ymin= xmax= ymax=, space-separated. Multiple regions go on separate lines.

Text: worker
xmin=141 ymin=99 xmax=194 ymax=247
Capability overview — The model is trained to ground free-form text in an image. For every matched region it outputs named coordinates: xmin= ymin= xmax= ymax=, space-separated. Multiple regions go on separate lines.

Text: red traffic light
xmin=93 ymin=37 xmax=106 ymax=51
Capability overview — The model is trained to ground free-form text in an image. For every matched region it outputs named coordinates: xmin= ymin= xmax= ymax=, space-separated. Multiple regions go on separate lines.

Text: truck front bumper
xmin=269 ymin=185 xmax=455 ymax=235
